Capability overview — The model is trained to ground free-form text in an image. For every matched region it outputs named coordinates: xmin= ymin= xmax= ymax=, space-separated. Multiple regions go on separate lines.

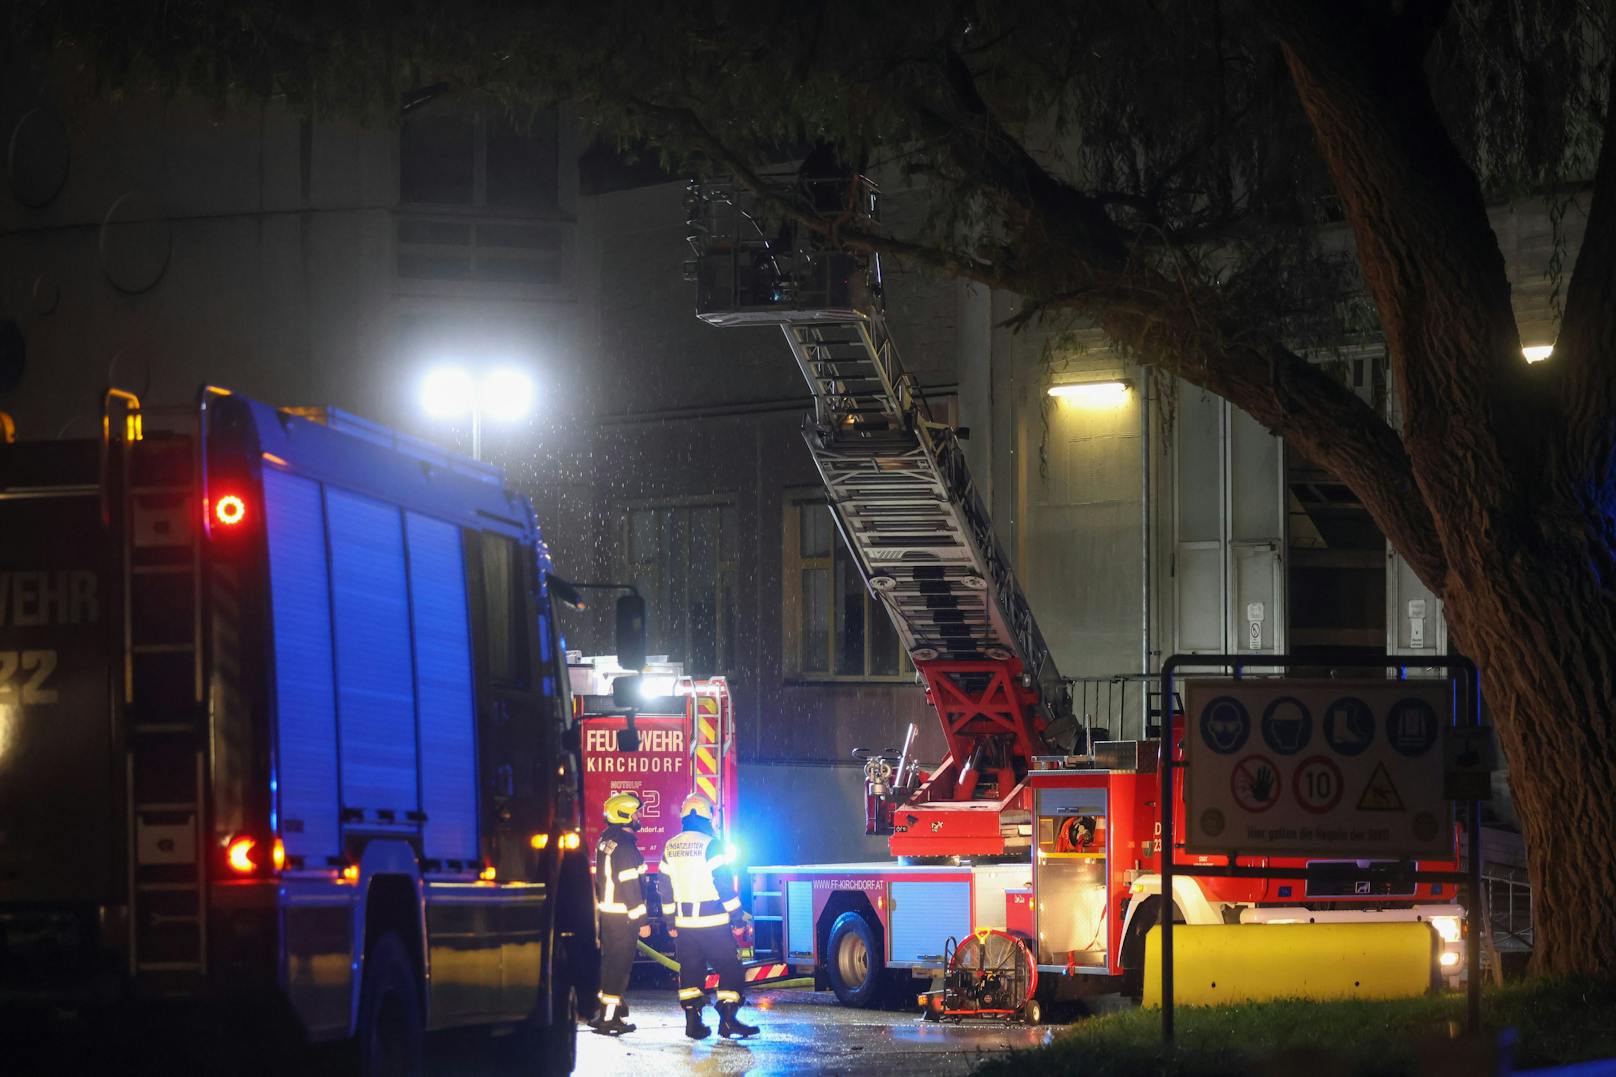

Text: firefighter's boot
xmin=717 ymin=1001 xmax=759 ymax=1038
xmin=590 ymin=1001 xmax=636 ymax=1035
xmin=682 ymin=1002 xmax=712 ymax=1040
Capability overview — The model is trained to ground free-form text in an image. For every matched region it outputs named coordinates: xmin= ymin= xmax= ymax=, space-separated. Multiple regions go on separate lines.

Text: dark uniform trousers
xmin=594 ymin=823 xmax=650 ymax=1019
xmin=599 ymin=911 xmax=639 ymax=1014
xmin=675 ymin=922 xmax=744 ymax=1007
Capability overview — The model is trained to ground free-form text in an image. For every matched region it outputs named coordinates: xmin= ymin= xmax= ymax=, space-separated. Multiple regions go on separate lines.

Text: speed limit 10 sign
xmin=1183 ymin=679 xmax=1452 ymax=858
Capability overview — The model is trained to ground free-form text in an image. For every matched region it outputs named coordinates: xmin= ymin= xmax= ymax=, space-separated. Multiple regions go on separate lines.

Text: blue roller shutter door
xmin=889 ymin=881 xmax=971 ymax=964
xmin=405 ymin=513 xmax=479 ymax=862
xmin=326 ymin=489 xmax=419 ymax=823
xmin=262 ymin=471 xmax=341 ymax=864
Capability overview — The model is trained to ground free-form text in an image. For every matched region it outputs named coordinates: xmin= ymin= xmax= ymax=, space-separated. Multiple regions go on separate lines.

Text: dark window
xmin=787 ymin=498 xmax=908 ymax=679
xmin=399 ymin=106 xmax=557 ymax=212
xmin=400 ymin=115 xmax=475 ymax=206
xmin=480 ymin=535 xmax=530 ymax=686
xmin=486 ymin=111 xmax=558 ymax=210
xmin=624 ymin=503 xmax=737 ymax=676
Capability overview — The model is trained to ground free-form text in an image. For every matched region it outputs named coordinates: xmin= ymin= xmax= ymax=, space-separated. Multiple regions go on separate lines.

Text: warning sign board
xmin=1185 ymin=679 xmax=1452 ymax=858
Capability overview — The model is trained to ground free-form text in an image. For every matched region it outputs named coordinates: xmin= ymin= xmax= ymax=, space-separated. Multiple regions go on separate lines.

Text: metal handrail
xmin=99 ymin=387 xmax=142 ymax=525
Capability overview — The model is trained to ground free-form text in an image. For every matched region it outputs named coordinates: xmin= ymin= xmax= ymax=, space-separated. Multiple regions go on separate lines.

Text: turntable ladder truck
xmin=683 ymin=174 xmax=1466 ymax=1014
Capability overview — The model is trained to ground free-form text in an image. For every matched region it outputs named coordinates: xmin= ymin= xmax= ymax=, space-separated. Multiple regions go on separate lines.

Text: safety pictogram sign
xmin=1356 ymin=762 xmax=1405 ymax=812
xmin=1293 ymin=755 xmax=1344 ymax=815
xmin=1185 ymin=678 xmax=1451 ymax=857
xmin=1230 ymin=754 xmax=1281 ymax=813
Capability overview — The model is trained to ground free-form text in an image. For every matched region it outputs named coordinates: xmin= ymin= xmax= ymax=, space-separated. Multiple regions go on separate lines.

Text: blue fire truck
xmin=0 ymin=387 xmax=618 ymax=1075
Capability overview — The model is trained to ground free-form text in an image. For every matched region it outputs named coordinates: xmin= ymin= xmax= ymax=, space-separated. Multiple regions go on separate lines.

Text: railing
xmin=1066 ymin=674 xmax=1170 ymax=745
xmin=1483 ymin=866 xmax=1534 ymax=954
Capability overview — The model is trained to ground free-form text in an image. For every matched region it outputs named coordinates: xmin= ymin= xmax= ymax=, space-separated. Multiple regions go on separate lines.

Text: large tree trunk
xmin=1257 ymin=3 xmax=1616 ymax=977
xmin=1442 ymin=500 xmax=1616 ymax=975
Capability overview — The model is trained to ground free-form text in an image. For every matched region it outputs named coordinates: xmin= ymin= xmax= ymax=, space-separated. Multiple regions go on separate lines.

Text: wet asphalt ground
xmin=566 ymin=986 xmax=1057 ymax=1076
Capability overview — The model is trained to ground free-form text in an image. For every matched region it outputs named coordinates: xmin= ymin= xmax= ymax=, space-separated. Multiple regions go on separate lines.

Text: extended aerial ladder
xmin=685 ymin=174 xmax=1075 ymax=857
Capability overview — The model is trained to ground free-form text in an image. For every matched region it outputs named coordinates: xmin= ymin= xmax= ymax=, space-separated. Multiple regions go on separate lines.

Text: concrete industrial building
xmin=1 ymin=78 xmax=1564 ymax=868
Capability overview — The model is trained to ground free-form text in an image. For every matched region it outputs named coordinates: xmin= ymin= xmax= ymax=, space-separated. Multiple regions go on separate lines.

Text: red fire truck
xmin=569 ymin=655 xmax=738 ymax=874
xmin=685 ymin=175 xmax=1465 ymax=1019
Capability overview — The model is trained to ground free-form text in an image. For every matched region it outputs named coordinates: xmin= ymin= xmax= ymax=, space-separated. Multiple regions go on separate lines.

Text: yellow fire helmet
xmin=680 ymin=792 xmax=715 ymax=820
xmin=603 ymin=792 xmax=643 ymax=825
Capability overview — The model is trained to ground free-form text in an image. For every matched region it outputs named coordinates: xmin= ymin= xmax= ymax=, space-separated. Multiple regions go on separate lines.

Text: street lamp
xmin=418 ymin=364 xmax=535 ymax=459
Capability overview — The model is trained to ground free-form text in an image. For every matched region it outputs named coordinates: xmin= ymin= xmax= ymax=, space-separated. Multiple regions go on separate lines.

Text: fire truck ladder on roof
xmin=686 ymin=176 xmax=1074 ymax=834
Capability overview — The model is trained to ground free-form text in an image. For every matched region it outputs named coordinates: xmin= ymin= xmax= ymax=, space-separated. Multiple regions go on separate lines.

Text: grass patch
xmin=972 ymin=978 xmax=1616 ymax=1076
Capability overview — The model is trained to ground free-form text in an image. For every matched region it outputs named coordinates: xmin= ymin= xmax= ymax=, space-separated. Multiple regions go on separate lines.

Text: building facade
xmin=2 ymin=77 xmax=1566 ymax=866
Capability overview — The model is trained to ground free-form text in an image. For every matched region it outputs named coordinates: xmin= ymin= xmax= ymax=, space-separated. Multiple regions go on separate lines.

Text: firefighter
xmin=662 ymin=793 xmax=760 ymax=1039
xmin=590 ymin=791 xmax=653 ymax=1036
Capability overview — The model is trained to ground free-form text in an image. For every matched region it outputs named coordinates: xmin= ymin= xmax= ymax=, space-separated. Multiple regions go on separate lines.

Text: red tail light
xmin=226 ymin=836 xmax=258 ymax=874
xmin=213 ymin=494 xmax=247 ymax=527
xmin=224 ymin=835 xmax=284 ymax=876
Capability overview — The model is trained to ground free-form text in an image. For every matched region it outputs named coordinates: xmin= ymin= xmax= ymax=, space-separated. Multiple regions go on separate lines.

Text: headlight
xmin=1430 ymin=915 xmax=1462 ymax=943
xmin=1440 ymin=951 xmax=1461 ymax=968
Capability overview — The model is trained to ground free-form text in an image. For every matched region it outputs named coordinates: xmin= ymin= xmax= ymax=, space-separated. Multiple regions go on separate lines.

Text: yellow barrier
xmin=1142 ymin=922 xmax=1436 ymax=1007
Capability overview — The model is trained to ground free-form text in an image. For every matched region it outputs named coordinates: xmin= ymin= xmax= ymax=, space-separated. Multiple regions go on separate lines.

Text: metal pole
xmin=1466 ymin=659 xmax=1483 ymax=1034
xmin=1140 ymin=367 xmax=1152 ymax=742
xmin=471 ymin=406 xmax=483 ymax=462
xmin=1160 ymin=657 xmax=1176 ymax=1041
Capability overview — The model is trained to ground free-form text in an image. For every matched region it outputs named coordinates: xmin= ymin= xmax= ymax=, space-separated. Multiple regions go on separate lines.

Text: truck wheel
xmin=357 ymin=931 xmax=424 ymax=1077
xmin=501 ymin=976 xmax=577 ymax=1077
xmin=826 ymin=912 xmax=884 ymax=1009
xmin=1121 ymin=899 xmax=1184 ymax=998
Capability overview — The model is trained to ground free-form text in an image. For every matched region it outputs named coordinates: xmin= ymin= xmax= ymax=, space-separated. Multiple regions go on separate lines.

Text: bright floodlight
xmin=420 ymin=367 xmax=477 ymax=418
xmin=1522 ymin=344 xmax=1554 ymax=363
xmin=479 ymin=367 xmax=536 ymax=421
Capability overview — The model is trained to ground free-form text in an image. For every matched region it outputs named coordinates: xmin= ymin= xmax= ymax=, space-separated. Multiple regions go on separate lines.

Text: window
xmin=783 ymin=496 xmax=909 ymax=680
xmin=400 ymin=107 xmax=558 ymax=211
xmin=479 ymin=534 xmax=530 ymax=686
xmin=397 ymin=104 xmax=566 ymax=289
xmin=625 ymin=503 xmax=737 ymax=676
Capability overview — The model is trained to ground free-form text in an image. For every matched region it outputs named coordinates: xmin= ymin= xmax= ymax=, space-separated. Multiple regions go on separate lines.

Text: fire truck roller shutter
xmin=327 ymin=490 xmax=419 ymax=823
xmin=404 ymin=513 xmax=478 ymax=863
xmin=1142 ymin=922 xmax=1438 ymax=1006
xmin=263 ymin=470 xmax=341 ymax=863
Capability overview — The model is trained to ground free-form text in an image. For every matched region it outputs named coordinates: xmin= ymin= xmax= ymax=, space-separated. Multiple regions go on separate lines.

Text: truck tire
xmin=501 ymin=976 xmax=576 ymax=1077
xmin=826 ymin=911 xmax=884 ymax=1009
xmin=357 ymin=931 xmax=424 ymax=1077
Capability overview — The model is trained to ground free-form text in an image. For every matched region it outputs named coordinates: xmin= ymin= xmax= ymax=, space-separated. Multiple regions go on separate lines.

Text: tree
xmin=22 ymin=0 xmax=1616 ymax=975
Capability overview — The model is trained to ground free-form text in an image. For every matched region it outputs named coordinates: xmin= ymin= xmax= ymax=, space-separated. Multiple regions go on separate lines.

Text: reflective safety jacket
xmin=594 ymin=823 xmax=650 ymax=921
xmin=662 ymin=823 xmax=740 ymax=928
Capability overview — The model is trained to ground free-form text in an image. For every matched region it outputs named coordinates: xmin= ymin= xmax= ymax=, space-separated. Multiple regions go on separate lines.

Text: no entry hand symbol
xmin=1230 ymin=754 xmax=1281 ymax=813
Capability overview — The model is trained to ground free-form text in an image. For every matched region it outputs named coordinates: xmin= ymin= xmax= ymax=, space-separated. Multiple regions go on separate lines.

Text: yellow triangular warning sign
xmin=1356 ymin=761 xmax=1405 ymax=812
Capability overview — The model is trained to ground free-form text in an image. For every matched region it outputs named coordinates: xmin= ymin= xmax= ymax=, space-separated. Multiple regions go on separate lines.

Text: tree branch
xmin=1554 ymin=52 xmax=1616 ymax=489
xmin=1391 ymin=0 xmax=1453 ymax=57
xmin=629 ymin=39 xmax=1452 ymax=593
xmin=1095 ymin=282 xmax=1448 ymax=592
xmin=1260 ymin=0 xmax=1539 ymax=552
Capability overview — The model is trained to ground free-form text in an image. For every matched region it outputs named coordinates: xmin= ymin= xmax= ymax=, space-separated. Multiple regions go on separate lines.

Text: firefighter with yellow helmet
xmin=661 ymin=792 xmax=759 ymax=1039
xmin=590 ymin=791 xmax=654 ymax=1035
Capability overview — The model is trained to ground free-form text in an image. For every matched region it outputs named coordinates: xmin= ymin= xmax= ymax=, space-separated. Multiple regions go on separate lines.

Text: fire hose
xmin=635 ymin=940 xmax=812 ymax=989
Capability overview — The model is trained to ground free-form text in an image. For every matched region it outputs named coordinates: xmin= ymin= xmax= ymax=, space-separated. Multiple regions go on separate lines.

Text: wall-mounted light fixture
xmin=1522 ymin=344 xmax=1554 ymax=363
xmin=1048 ymin=378 xmax=1131 ymax=406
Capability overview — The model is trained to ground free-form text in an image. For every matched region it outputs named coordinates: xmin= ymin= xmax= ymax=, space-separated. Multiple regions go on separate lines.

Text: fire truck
xmin=569 ymin=655 xmax=739 ymax=920
xmin=0 ymin=388 xmax=623 ymax=1074
xmin=684 ymin=174 xmax=1466 ymax=1018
